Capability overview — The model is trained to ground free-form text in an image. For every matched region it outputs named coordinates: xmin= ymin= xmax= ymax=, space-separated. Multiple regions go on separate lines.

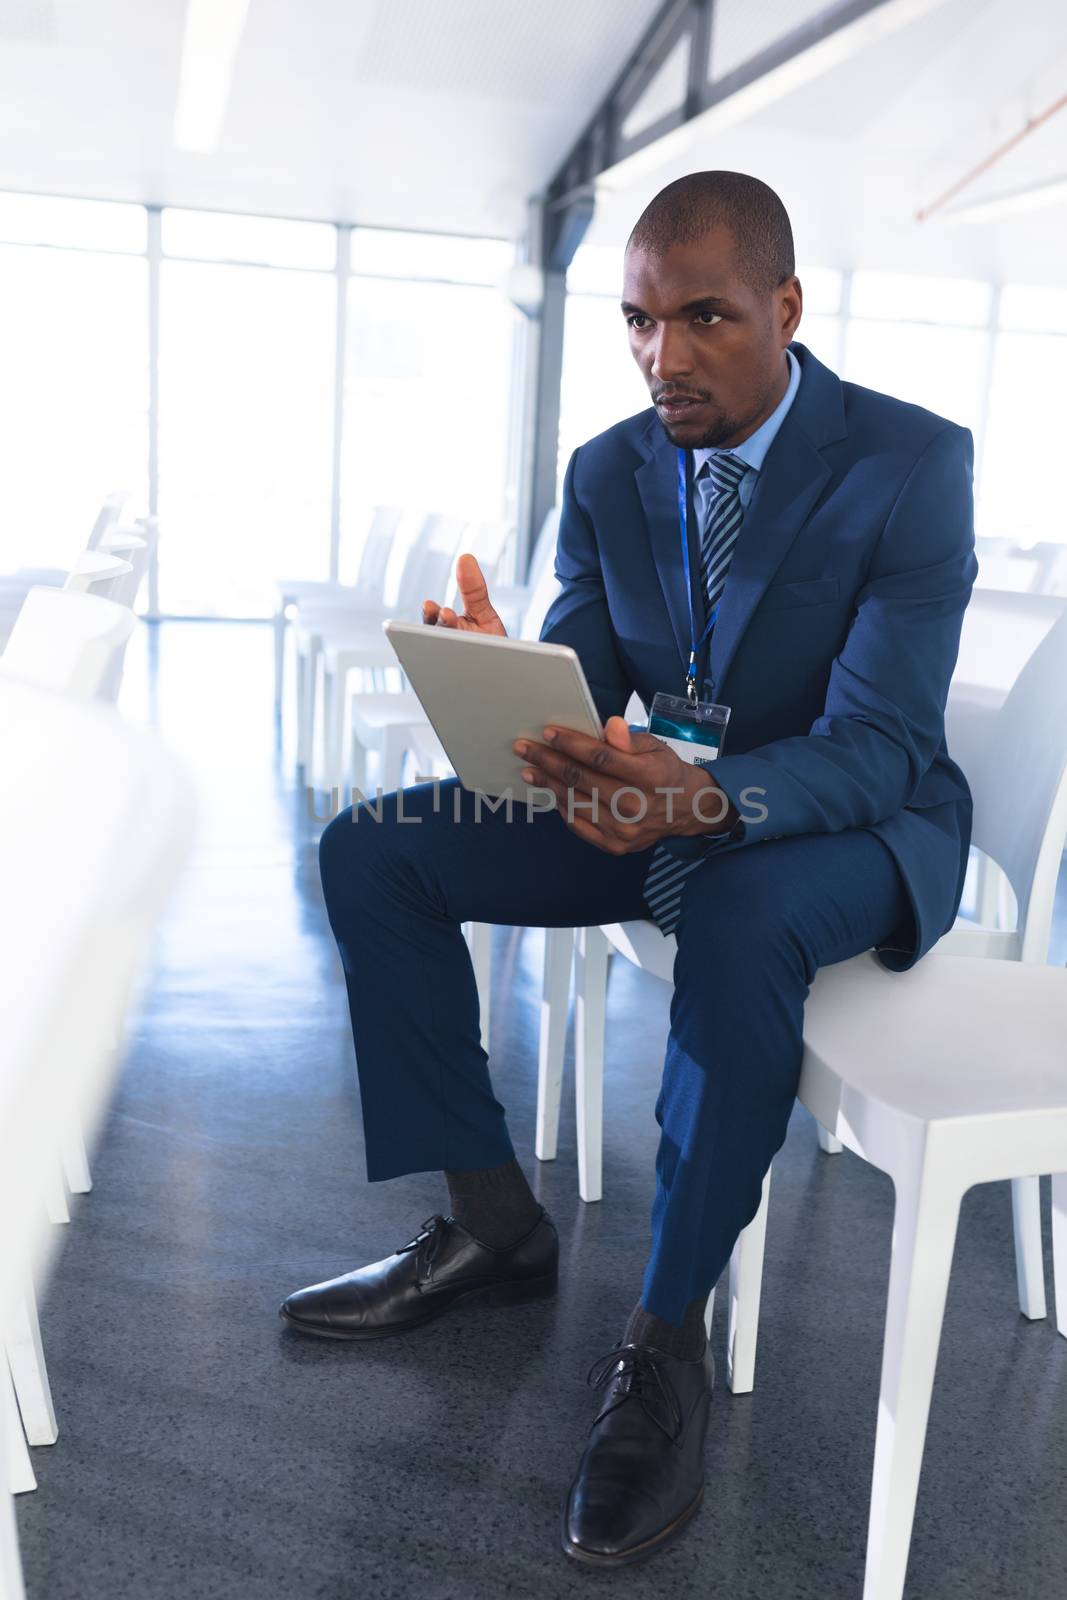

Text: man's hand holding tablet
xmin=415 ymin=553 xmax=736 ymax=849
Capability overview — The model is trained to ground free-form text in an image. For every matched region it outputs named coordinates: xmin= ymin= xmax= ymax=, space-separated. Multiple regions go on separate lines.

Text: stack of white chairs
xmin=0 ymin=524 xmax=168 ymax=1561
xmin=338 ymin=506 xmax=560 ymax=799
xmin=273 ymin=505 xmax=408 ymax=719
xmin=292 ymin=511 xmax=466 ymax=781
xmin=0 ymin=492 xmax=130 ymax=652
xmin=0 ymin=676 xmax=193 ymax=1597
xmin=529 ymin=602 xmax=1067 ymax=1598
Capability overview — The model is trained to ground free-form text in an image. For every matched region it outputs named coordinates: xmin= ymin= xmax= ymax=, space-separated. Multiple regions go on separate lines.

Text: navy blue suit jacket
xmin=539 ymin=339 xmax=978 ymax=971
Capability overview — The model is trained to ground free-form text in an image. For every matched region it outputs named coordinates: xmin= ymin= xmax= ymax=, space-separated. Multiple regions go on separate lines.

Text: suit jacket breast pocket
xmin=759 ymin=576 xmax=840 ymax=613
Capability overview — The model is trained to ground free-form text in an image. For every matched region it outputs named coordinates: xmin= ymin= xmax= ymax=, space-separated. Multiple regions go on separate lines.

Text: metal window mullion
xmin=328 ymin=224 xmax=351 ymax=583
xmin=836 ymin=265 xmax=852 ymax=376
xmin=146 ymin=206 xmax=162 ymax=618
xmin=971 ymin=282 xmax=1001 ymax=517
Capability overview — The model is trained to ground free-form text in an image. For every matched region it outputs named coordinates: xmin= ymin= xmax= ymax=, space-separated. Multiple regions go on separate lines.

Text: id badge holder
xmin=647 ymin=691 xmax=730 ymax=769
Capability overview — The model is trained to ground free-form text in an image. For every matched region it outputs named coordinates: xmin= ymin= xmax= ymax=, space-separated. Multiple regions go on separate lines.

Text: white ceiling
xmin=0 ymin=0 xmax=1064 ymax=283
xmin=0 ymin=0 xmax=665 ymax=235
xmin=590 ymin=0 xmax=1067 ymax=284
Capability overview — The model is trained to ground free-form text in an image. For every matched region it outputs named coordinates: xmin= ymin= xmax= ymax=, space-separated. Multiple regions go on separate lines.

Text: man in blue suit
xmin=283 ymin=172 xmax=976 ymax=1568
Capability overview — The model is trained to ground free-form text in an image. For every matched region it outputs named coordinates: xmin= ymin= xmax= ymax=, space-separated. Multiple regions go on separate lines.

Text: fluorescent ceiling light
xmin=941 ymin=174 xmax=1067 ymax=224
xmin=172 ymin=0 xmax=251 ymax=154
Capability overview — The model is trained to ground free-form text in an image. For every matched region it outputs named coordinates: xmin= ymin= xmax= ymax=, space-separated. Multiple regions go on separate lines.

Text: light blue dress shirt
xmin=692 ymin=344 xmax=801 ymax=526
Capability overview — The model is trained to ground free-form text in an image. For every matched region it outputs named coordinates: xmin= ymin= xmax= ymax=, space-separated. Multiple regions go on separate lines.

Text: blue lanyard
xmin=676 ymin=448 xmax=720 ymax=704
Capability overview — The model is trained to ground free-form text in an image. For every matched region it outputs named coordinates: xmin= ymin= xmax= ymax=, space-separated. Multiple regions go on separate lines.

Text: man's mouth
xmin=654 ymin=393 xmax=708 ymax=417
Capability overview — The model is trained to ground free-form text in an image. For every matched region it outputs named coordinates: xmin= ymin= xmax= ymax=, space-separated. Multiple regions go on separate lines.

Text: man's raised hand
xmin=422 ymin=553 xmax=507 ymax=635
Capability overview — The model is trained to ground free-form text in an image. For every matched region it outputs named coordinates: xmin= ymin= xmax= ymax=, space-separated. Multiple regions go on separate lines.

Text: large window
xmin=338 ymin=229 xmax=518 ymax=583
xmin=842 ymin=270 xmax=992 ymax=442
xmin=158 ymin=212 xmax=336 ymax=617
xmin=1 ymin=188 xmax=1062 ymax=609
xmin=0 ymin=196 xmax=148 ymax=572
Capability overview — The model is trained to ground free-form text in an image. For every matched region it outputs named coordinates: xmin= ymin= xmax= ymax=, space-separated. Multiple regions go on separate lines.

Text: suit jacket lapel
xmin=634 ymin=426 xmax=692 ymax=672
xmin=634 ymin=341 xmax=848 ymax=699
xmin=708 ymin=420 xmax=832 ymax=696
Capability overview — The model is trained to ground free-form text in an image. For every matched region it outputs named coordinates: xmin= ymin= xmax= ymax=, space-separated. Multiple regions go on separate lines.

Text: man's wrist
xmin=678 ymin=768 xmax=739 ymax=837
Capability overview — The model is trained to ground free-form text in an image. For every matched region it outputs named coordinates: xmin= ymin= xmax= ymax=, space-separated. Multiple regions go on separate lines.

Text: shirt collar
xmin=693 ymin=345 xmax=801 ymax=480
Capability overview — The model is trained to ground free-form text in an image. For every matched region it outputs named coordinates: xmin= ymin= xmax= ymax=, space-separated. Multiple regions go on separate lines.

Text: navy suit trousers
xmin=318 ymin=778 xmax=910 ymax=1322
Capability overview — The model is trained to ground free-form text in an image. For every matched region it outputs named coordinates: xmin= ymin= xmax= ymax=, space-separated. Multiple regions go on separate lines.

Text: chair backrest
xmin=0 ymin=676 xmax=194 ymax=1331
xmin=0 ymin=588 xmax=137 ymax=701
xmin=520 ymin=505 xmax=563 ymax=639
xmin=966 ymin=606 xmax=1067 ymax=960
xmin=952 ymin=589 xmax=1066 ymax=693
xmin=975 ymin=555 xmax=1043 ymax=593
xmin=85 ymin=492 xmax=129 ymax=552
xmin=395 ymin=515 xmax=467 ymax=614
xmin=105 ymin=518 xmax=158 ymax=609
xmin=461 ymin=520 xmax=516 ymax=588
xmin=527 ymin=504 xmax=561 ymax=590
xmin=353 ymin=507 xmax=405 ymax=607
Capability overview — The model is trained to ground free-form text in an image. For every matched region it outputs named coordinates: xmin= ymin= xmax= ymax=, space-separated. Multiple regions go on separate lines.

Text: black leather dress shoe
xmin=279 ymin=1209 xmax=558 ymax=1340
xmin=561 ymin=1339 xmax=715 ymax=1567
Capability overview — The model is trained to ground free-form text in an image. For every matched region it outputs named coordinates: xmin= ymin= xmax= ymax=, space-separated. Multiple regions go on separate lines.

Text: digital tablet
xmin=383 ymin=619 xmax=603 ymax=801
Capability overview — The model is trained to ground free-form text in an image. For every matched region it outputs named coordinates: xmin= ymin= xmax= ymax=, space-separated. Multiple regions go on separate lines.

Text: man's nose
xmin=650 ymin=325 xmax=693 ymax=384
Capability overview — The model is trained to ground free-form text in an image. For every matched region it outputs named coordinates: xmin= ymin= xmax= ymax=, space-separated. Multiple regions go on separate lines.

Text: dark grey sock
xmin=623 ymin=1296 xmax=708 ymax=1361
xmin=444 ymin=1157 xmax=542 ymax=1249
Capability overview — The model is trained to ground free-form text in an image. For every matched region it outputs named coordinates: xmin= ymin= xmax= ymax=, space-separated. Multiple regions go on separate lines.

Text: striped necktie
xmin=642 ymin=451 xmax=750 ymax=937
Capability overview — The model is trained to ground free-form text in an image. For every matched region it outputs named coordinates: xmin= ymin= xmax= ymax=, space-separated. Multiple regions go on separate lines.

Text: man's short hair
xmin=627 ymin=171 xmax=795 ymax=297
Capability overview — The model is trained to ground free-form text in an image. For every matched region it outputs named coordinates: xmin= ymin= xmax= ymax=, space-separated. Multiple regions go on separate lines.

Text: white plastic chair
xmin=63 ymin=550 xmax=133 ymax=597
xmin=333 ymin=515 xmax=564 ymax=1057
xmin=274 ymin=506 xmax=406 ymax=716
xmin=975 ymin=554 xmax=1043 ymax=592
xmin=84 ymin=491 xmax=129 ymax=552
xmin=0 ymin=678 xmax=194 ymax=1594
xmin=292 ymin=512 xmax=446 ymax=776
xmin=947 ymin=590 xmax=1066 ymax=928
xmin=1 ymin=584 xmax=141 ymax=1211
xmin=342 ymin=508 xmax=563 ymax=800
xmin=0 ymin=589 xmax=137 ymax=703
xmin=542 ymin=601 xmax=1067 ymax=1273
xmin=541 ymin=604 xmax=1067 ymax=1598
xmin=756 ymin=955 xmax=1067 ymax=1600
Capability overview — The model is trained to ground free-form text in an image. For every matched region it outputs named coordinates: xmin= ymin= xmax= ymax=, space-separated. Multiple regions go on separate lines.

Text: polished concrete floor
xmin=16 ymin=620 xmax=1067 ymax=1600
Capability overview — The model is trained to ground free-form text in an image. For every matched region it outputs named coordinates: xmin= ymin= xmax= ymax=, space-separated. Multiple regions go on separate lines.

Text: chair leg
xmin=1011 ymin=1175 xmax=1047 ymax=1320
xmin=326 ymin=667 xmax=351 ymax=797
xmin=1051 ymin=1172 xmax=1066 ymax=1339
xmin=297 ymin=636 xmax=319 ymax=773
xmin=535 ymin=928 xmax=572 ymax=1163
xmin=862 ymin=1171 xmax=962 ymax=1600
xmin=272 ymin=604 xmax=286 ymax=717
xmin=1 ymin=1354 xmax=33 ymax=1497
xmin=574 ymin=926 xmax=609 ymax=1204
xmin=727 ymin=1167 xmax=772 ymax=1395
xmin=466 ymin=923 xmax=492 ymax=1054
xmin=5 ymin=1287 xmax=56 ymax=1449
xmin=380 ymin=726 xmax=407 ymax=794
xmin=60 ymin=1121 xmax=91 ymax=1196
xmin=817 ymin=1123 xmax=843 ymax=1154
xmin=703 ymin=1286 xmax=716 ymax=1340
xmin=44 ymin=1164 xmax=69 ymax=1226
xmin=0 ymin=1475 xmax=26 ymax=1600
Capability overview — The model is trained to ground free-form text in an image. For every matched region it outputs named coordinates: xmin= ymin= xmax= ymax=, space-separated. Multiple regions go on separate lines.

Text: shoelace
xmin=584 ymin=1341 xmax=684 ymax=1445
xmin=396 ymin=1213 xmax=449 ymax=1281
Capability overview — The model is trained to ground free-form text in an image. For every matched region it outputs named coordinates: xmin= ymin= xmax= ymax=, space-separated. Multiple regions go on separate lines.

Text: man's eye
xmin=696 ymin=311 xmax=722 ymax=326
xmin=626 ymin=314 xmax=649 ymax=329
